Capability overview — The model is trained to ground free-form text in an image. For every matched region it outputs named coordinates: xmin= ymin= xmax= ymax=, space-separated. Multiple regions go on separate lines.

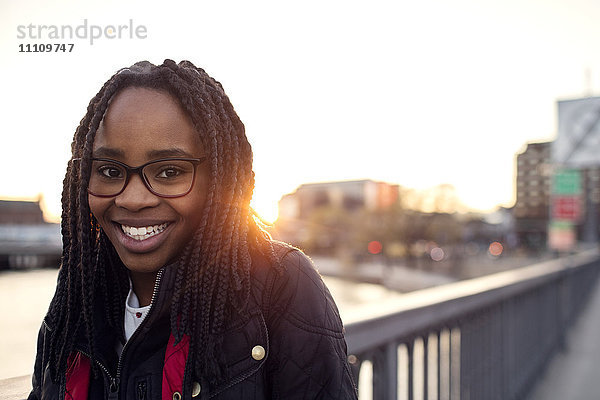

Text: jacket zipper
xmin=114 ymin=268 xmax=165 ymax=393
xmin=75 ymin=268 xmax=165 ymax=396
xmin=77 ymin=348 xmax=119 ymax=392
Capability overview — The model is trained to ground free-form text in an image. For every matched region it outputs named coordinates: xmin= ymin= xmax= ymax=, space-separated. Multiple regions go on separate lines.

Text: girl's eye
xmin=156 ymin=168 xmax=182 ymax=179
xmin=98 ymin=166 xmax=123 ymax=179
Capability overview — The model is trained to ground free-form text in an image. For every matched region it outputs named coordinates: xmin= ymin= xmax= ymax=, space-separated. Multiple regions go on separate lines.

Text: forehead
xmin=92 ymin=87 xmax=203 ymax=161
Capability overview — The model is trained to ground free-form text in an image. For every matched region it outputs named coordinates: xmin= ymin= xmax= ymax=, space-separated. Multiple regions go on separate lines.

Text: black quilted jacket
xmin=29 ymin=242 xmax=358 ymax=399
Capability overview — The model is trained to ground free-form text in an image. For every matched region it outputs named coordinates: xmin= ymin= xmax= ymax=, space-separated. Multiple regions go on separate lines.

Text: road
xmin=0 ymin=268 xmax=57 ymax=381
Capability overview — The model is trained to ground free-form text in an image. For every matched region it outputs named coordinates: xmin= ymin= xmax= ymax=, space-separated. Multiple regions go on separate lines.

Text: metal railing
xmin=344 ymin=249 xmax=600 ymax=400
xmin=3 ymin=250 xmax=599 ymax=399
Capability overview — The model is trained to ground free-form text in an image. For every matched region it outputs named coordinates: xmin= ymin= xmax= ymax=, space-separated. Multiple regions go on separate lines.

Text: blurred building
xmin=0 ymin=200 xmax=45 ymax=224
xmin=579 ymin=167 xmax=600 ymax=240
xmin=514 ymin=142 xmax=552 ymax=249
xmin=0 ymin=200 xmax=61 ymax=269
xmin=275 ymin=179 xmax=400 ymax=248
xmin=513 ymin=138 xmax=600 ymax=249
xmin=278 ymin=179 xmax=400 ymax=220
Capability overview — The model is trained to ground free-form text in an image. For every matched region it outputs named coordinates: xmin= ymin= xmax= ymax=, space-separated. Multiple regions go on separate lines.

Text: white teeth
xmin=120 ymin=223 xmax=168 ymax=241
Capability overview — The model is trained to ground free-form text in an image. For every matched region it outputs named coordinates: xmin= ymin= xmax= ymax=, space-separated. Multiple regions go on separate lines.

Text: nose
xmin=114 ymin=174 xmax=160 ymax=211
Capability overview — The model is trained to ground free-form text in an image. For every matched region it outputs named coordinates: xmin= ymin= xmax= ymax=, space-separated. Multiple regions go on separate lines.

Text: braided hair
xmin=46 ymin=59 xmax=278 ymax=383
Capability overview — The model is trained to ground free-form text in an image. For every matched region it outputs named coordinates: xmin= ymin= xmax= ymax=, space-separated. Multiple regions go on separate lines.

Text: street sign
xmin=553 ymin=97 xmax=600 ymax=167
xmin=552 ymin=196 xmax=582 ymax=221
xmin=548 ymin=221 xmax=576 ymax=252
xmin=552 ymin=169 xmax=582 ymax=195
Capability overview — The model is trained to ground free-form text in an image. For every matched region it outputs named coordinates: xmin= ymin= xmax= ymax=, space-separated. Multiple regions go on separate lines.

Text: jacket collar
xmin=72 ymin=262 xmax=180 ymax=367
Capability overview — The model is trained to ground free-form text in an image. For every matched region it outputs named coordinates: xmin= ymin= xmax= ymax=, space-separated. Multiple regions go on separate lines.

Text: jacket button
xmin=252 ymin=345 xmax=266 ymax=361
xmin=192 ymin=381 xmax=201 ymax=397
xmin=172 ymin=392 xmax=182 ymax=400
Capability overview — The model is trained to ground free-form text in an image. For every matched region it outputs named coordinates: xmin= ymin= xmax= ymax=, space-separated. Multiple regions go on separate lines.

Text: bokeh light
xmin=368 ymin=241 xmax=383 ymax=255
xmin=488 ymin=241 xmax=503 ymax=257
xmin=430 ymin=247 xmax=444 ymax=261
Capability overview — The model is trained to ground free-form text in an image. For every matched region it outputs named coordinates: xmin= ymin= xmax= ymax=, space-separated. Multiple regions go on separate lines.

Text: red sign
xmin=552 ymin=196 xmax=582 ymax=221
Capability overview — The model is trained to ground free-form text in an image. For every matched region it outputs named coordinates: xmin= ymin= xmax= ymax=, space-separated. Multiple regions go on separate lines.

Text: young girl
xmin=29 ymin=60 xmax=358 ymax=399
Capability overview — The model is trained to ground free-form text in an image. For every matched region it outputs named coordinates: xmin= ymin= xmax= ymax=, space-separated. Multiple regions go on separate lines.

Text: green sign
xmin=549 ymin=220 xmax=573 ymax=230
xmin=552 ymin=169 xmax=582 ymax=195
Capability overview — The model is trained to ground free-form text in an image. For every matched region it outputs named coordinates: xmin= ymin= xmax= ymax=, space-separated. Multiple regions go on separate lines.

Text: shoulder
xmin=273 ymin=241 xmax=332 ymax=306
xmin=261 ymin=241 xmax=344 ymax=336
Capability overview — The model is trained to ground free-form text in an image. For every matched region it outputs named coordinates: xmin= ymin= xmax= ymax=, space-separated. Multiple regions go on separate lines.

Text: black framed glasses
xmin=86 ymin=157 xmax=207 ymax=198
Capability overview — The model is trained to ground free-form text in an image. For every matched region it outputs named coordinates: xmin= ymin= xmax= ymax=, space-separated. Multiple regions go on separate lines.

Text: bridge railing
xmin=3 ymin=250 xmax=599 ymax=399
xmin=344 ymin=249 xmax=600 ymax=400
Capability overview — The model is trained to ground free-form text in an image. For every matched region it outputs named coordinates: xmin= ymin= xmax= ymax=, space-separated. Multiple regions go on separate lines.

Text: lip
xmin=114 ymin=218 xmax=171 ymax=227
xmin=112 ymin=220 xmax=174 ymax=253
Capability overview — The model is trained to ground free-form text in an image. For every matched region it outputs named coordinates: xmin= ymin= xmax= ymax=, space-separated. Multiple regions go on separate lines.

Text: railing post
xmin=423 ymin=335 xmax=429 ymax=400
xmin=437 ymin=331 xmax=442 ymax=400
xmin=460 ymin=319 xmax=471 ymax=400
xmin=372 ymin=342 xmax=398 ymax=400
xmin=386 ymin=342 xmax=398 ymax=400
xmin=407 ymin=340 xmax=414 ymax=400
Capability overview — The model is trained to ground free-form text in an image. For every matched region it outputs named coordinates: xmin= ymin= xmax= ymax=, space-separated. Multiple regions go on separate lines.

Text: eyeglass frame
xmin=75 ymin=156 xmax=207 ymax=198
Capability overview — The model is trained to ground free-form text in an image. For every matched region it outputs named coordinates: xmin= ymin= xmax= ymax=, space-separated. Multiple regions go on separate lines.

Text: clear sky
xmin=2 ymin=0 xmax=600 ymax=222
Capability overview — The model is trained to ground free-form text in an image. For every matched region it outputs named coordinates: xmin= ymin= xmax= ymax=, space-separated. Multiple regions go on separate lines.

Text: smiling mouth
xmin=120 ymin=223 xmax=169 ymax=241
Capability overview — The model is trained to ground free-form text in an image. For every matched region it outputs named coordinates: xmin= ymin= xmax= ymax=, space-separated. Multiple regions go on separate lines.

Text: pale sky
xmin=2 ymin=0 xmax=600 ymax=222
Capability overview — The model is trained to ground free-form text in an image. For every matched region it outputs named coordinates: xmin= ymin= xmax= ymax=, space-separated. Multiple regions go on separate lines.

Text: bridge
xmin=0 ymin=224 xmax=61 ymax=269
xmin=343 ymin=248 xmax=600 ymax=399
xmin=2 ymin=249 xmax=599 ymax=399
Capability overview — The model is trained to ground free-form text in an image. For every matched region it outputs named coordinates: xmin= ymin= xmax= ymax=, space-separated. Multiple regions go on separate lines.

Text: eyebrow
xmin=147 ymin=148 xmax=197 ymax=158
xmin=92 ymin=147 xmax=197 ymax=159
xmin=92 ymin=147 xmax=124 ymax=158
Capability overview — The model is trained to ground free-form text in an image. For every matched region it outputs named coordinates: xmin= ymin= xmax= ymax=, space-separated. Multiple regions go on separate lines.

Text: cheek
xmin=185 ymin=194 xmax=207 ymax=227
xmin=189 ymin=174 xmax=209 ymax=219
xmin=179 ymin=189 xmax=208 ymax=231
xmin=88 ymin=195 xmax=110 ymax=225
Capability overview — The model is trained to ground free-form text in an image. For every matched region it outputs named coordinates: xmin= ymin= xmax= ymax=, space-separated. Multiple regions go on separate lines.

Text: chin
xmin=118 ymin=253 xmax=167 ymax=274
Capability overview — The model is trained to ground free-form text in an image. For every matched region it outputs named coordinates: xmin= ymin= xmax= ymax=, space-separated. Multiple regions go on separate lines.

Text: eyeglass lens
xmin=89 ymin=159 xmax=196 ymax=196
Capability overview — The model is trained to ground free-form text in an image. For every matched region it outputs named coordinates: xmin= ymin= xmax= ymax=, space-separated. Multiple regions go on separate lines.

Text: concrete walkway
xmin=528 ymin=279 xmax=600 ymax=400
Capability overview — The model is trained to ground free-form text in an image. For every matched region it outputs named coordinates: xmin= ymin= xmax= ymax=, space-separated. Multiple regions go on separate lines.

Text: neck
xmin=129 ymin=270 xmax=159 ymax=306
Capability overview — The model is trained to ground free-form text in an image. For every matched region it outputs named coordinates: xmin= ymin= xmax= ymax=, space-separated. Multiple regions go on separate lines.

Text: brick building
xmin=514 ymin=142 xmax=552 ymax=249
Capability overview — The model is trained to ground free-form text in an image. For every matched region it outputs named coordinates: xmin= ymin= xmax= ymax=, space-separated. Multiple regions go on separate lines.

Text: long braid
xmin=175 ymin=66 xmax=248 ymax=379
xmin=46 ymin=59 xmax=279 ymax=384
xmin=47 ymin=72 xmax=134 ymax=379
xmin=76 ymin=96 xmax=107 ymax=374
xmin=162 ymin=67 xmax=225 ymax=372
